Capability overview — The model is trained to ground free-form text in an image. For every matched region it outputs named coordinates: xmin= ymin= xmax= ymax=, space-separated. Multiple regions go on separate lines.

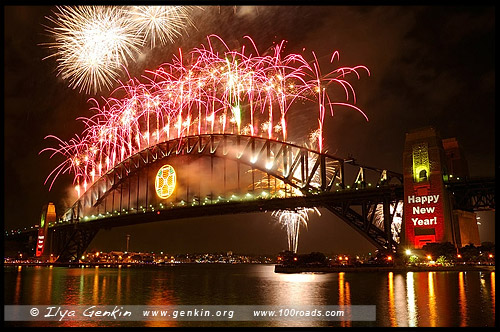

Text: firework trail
xmin=272 ymin=207 xmax=321 ymax=253
xmin=254 ymin=128 xmax=336 ymax=250
xmin=372 ymin=201 xmax=403 ymax=244
xmin=42 ymin=6 xmax=196 ymax=94
xmin=41 ymin=35 xmax=369 ymax=194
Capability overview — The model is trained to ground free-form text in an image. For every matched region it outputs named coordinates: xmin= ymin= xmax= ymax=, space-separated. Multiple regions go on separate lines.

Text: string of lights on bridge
xmin=6 ymin=173 xmax=472 ymax=237
xmin=6 ymin=178 xmax=392 ymax=237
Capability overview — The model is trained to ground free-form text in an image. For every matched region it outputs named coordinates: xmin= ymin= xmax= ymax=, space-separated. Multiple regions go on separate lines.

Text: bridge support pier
xmin=52 ymin=226 xmax=99 ymax=263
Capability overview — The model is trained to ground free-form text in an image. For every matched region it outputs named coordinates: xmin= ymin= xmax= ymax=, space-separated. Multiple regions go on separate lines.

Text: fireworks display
xmin=42 ymin=6 xmax=196 ymax=94
xmin=372 ymin=201 xmax=404 ymax=243
xmin=126 ymin=6 xmax=195 ymax=48
xmin=41 ymin=35 xmax=369 ymax=193
xmin=272 ymin=208 xmax=321 ymax=253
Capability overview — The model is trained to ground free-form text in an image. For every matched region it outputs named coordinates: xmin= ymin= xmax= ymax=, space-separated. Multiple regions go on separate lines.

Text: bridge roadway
xmin=445 ymin=177 xmax=495 ymax=211
xmin=5 ymin=175 xmax=493 ymax=262
xmin=6 ymin=184 xmax=404 ymax=260
xmin=9 ymin=177 xmax=491 ymax=236
xmin=72 ymin=184 xmax=402 ymax=229
xmin=7 ymin=184 xmax=403 ymax=236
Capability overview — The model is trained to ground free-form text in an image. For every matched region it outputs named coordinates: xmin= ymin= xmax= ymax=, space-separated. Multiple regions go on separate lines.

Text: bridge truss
xmin=10 ymin=134 xmax=407 ymax=262
xmin=446 ymin=177 xmax=495 ymax=211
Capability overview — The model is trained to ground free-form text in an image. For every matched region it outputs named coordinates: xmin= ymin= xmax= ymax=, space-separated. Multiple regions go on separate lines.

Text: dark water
xmin=3 ymin=264 xmax=496 ymax=327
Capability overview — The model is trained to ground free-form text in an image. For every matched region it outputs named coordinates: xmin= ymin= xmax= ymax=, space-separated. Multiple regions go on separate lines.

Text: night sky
xmin=4 ymin=5 xmax=495 ymax=255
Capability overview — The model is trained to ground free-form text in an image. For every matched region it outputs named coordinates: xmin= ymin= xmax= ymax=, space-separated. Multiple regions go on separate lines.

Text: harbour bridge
xmin=5 ymin=133 xmax=495 ymax=262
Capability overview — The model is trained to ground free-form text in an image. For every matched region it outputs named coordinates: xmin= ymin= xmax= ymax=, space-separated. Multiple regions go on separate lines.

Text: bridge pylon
xmin=402 ymin=127 xmax=481 ymax=250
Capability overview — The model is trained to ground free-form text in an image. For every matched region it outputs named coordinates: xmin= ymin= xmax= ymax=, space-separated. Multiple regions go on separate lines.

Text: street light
xmin=405 ymin=249 xmax=412 ymax=256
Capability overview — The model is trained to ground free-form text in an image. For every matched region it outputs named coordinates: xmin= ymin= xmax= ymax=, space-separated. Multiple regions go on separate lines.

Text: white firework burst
xmin=43 ymin=6 xmax=142 ymax=94
xmin=272 ymin=207 xmax=321 ymax=253
xmin=126 ymin=6 xmax=196 ymax=48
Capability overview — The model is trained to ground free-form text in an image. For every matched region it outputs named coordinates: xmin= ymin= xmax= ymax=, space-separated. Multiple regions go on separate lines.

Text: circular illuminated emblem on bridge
xmin=155 ymin=165 xmax=176 ymax=199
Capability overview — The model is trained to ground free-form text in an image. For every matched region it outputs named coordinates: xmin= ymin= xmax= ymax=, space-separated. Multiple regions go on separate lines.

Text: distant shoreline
xmin=274 ymin=265 xmax=495 ymax=273
xmin=4 ymin=262 xmax=495 ymax=273
xmin=3 ymin=262 xmax=271 ymax=268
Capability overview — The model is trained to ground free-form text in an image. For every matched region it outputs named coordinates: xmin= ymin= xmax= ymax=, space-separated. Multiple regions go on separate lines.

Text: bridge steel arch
xmin=51 ymin=134 xmax=404 ymax=262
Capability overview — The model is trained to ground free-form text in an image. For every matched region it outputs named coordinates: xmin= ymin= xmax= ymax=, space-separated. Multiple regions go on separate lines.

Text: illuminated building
xmin=403 ymin=127 xmax=480 ymax=249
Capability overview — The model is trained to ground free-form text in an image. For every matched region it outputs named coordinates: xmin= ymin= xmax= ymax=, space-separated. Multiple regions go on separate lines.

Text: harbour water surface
xmin=3 ymin=264 xmax=495 ymax=327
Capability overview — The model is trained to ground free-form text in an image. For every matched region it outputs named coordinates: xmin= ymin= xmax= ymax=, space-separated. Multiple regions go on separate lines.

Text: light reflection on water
xmin=458 ymin=272 xmax=467 ymax=327
xmin=4 ymin=264 xmax=495 ymax=327
xmin=406 ymin=271 xmax=417 ymax=327
xmin=387 ymin=272 xmax=396 ymax=326
xmin=393 ymin=273 xmax=407 ymax=327
xmin=338 ymin=272 xmax=351 ymax=327
xmin=491 ymin=272 xmax=495 ymax=318
xmin=428 ymin=272 xmax=437 ymax=327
